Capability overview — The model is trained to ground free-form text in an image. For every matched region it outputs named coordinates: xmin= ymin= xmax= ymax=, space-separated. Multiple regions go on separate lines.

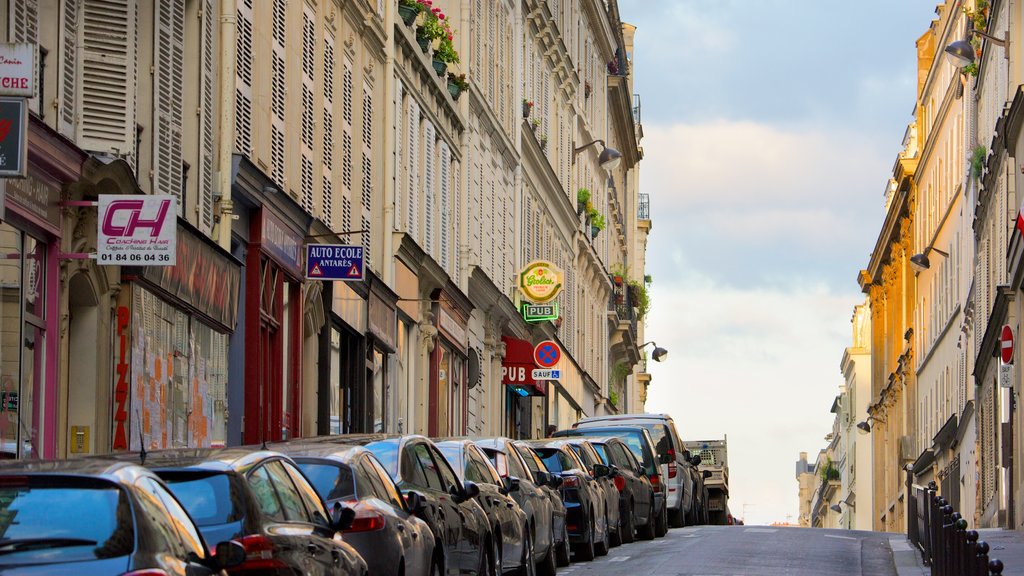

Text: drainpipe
xmin=216 ymin=0 xmax=238 ymax=250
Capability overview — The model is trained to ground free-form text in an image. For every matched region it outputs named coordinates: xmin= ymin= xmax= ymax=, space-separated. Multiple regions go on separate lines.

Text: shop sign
xmin=98 ymin=195 xmax=177 ymax=265
xmin=368 ymin=290 xmax=396 ymax=351
xmin=0 ymin=97 xmax=27 ymax=177
xmin=517 ymin=260 xmax=563 ymax=303
xmin=0 ymin=44 xmax=35 ymax=97
xmin=438 ymin=307 xmax=467 ymax=349
xmin=139 ymin=223 xmax=241 ymax=330
xmin=5 ymin=172 xmax=60 ymax=232
xmin=522 ymin=302 xmax=559 ymax=323
xmin=500 ymin=336 xmax=546 ymax=396
xmin=306 ymin=244 xmax=364 ymax=281
xmin=262 ymin=210 xmax=303 ymax=276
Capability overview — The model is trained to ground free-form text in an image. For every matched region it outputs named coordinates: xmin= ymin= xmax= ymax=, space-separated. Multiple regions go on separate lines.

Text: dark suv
xmin=134 ymin=448 xmax=367 ymax=575
xmin=0 ymin=459 xmax=244 ymax=575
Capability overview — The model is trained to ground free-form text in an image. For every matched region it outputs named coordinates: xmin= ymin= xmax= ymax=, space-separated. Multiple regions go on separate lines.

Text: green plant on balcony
xmin=628 ymin=278 xmax=650 ymax=320
xmin=820 ymin=457 xmax=840 ymax=482
xmin=591 ymin=212 xmax=606 ymax=231
xmin=971 ymin=145 xmax=986 ymax=180
xmin=611 ymin=361 xmax=630 ymax=384
xmin=609 ymin=390 xmax=619 ymax=407
xmin=577 ymin=188 xmax=591 ymax=214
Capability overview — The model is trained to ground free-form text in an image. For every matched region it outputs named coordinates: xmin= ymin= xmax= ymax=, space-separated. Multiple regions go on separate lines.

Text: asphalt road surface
xmin=563 ymin=525 xmax=900 ymax=576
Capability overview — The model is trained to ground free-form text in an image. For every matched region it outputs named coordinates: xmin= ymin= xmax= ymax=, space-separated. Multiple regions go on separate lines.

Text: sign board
xmin=523 ymin=302 xmax=559 ymax=323
xmin=306 ymin=244 xmax=364 ymax=281
xmin=0 ymin=97 xmax=27 ymax=177
xmin=1001 ymin=324 xmax=1015 ymax=365
xmin=97 ymin=195 xmax=177 ymax=265
xmin=1001 ymin=364 xmax=1014 ymax=389
xmin=533 ymin=340 xmax=561 ymax=368
xmin=0 ymin=44 xmax=35 ymax=97
xmin=518 ymin=260 xmax=564 ymax=303
xmin=532 ymin=369 xmax=561 ymax=380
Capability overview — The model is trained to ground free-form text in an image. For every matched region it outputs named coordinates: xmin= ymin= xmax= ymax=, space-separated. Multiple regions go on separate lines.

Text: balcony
xmin=632 ymin=93 xmax=642 ymax=124
xmin=607 ymin=275 xmax=639 ymax=366
xmin=638 ymin=193 xmax=649 ymax=220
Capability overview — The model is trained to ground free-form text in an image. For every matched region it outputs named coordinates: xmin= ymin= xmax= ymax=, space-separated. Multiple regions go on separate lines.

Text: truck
xmin=685 ymin=437 xmax=729 ymax=525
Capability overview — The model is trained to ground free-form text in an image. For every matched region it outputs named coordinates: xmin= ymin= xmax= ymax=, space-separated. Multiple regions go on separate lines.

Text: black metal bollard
xmin=952 ymin=514 xmax=965 ymax=576
xmin=976 ymin=541 xmax=990 ymax=576
xmin=990 ymin=558 xmax=1004 ymax=575
xmin=940 ymin=503 xmax=954 ymax=576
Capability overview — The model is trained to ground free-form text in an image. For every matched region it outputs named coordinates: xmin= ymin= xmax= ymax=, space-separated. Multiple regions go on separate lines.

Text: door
xmin=402 ymin=441 xmax=463 ymax=575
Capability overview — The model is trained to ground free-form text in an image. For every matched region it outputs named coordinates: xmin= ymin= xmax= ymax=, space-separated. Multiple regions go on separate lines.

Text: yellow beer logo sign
xmin=518 ymin=260 xmax=563 ymax=303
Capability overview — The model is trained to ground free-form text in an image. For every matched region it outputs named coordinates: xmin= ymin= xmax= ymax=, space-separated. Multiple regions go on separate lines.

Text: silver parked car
xmin=275 ymin=442 xmax=437 ymax=576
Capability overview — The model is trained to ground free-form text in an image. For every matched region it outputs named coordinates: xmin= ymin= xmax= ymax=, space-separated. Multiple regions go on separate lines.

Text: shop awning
xmin=501 ymin=336 xmax=546 ymax=396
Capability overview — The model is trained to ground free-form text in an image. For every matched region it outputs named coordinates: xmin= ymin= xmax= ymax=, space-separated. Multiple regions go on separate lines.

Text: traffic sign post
xmin=306 ymin=244 xmax=364 ymax=281
xmin=1002 ymin=324 xmax=1015 ymax=365
xmin=533 ymin=340 xmax=561 ymax=368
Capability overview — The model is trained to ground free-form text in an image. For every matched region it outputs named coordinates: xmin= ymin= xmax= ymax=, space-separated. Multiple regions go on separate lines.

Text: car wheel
xmin=670 ymin=504 xmax=686 ymax=528
xmin=517 ymin=527 xmax=536 ymax=576
xmin=620 ymin=500 xmax=635 ymax=544
xmin=595 ymin=507 xmax=610 ymax=557
xmin=537 ymin=524 xmax=557 ymax=576
xmin=574 ymin=513 xmax=596 ymax=562
xmin=654 ymin=502 xmax=668 ymax=537
xmin=555 ymin=522 xmax=571 ymax=567
xmin=638 ymin=503 xmax=656 ymax=541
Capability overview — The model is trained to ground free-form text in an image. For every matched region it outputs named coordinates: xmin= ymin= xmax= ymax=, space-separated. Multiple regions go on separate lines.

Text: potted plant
xmin=398 ymin=0 xmax=423 ymax=26
xmin=530 ymin=118 xmax=540 ymax=133
xmin=590 ymin=213 xmax=605 ymax=238
xmin=628 ymin=278 xmax=650 ymax=320
xmin=447 ymin=73 xmax=468 ymax=100
xmin=416 ymin=7 xmax=445 ymax=54
xmin=539 ymin=134 xmax=548 ymax=150
xmin=584 ymin=80 xmax=592 ymax=99
xmin=607 ymin=59 xmax=619 ymax=75
xmin=433 ymin=36 xmax=459 ymax=76
xmin=523 ymin=99 xmax=534 ymax=118
xmin=971 ymin=145 xmax=986 ymax=180
xmin=576 ymin=188 xmax=591 ymax=214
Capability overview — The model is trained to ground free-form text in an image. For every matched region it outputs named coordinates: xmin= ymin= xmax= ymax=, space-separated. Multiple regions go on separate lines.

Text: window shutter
xmin=79 ymin=0 xmax=138 ymax=163
xmin=406 ymin=99 xmax=419 ymax=236
xmin=394 ymin=82 xmax=404 ymax=230
xmin=59 ymin=0 xmax=79 ymax=136
xmin=342 ymin=58 xmax=354 ymax=227
xmin=10 ymin=0 xmax=39 ymax=113
xmin=270 ymin=0 xmax=286 ymax=186
xmin=301 ymin=156 xmax=314 ymax=214
xmin=452 ymin=157 xmax=461 ymax=284
xmin=154 ymin=0 xmax=184 ymax=213
xmin=323 ymin=31 xmax=336 ymax=227
xmin=198 ymin=0 xmax=216 ymax=233
xmin=235 ymin=1 xmax=253 ymax=155
xmin=424 ymin=123 xmax=435 ymax=255
xmin=361 ymin=82 xmax=374 ymax=267
xmin=439 ymin=142 xmax=450 ymax=272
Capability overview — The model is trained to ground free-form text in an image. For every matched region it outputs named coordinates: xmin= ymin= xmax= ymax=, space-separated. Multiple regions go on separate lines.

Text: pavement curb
xmin=888 ymin=536 xmax=929 ymax=576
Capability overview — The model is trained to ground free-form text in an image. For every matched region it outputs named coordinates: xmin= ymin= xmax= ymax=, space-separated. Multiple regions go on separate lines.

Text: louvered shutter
xmin=154 ymin=0 xmax=184 ymax=213
xmin=439 ymin=142 xmax=450 ymax=271
xmin=343 ymin=59 xmax=354 ymax=228
xmin=453 ymin=157 xmax=461 ymax=284
xmin=323 ymin=31 xmax=336 ymax=227
xmin=474 ymin=0 xmax=482 ymax=78
xmin=235 ymin=1 xmax=253 ymax=155
xmin=10 ymin=0 xmax=39 ymax=113
xmin=361 ymin=82 xmax=374 ymax=266
xmin=406 ymin=99 xmax=419 ymax=237
xmin=198 ymin=0 xmax=216 ymax=232
xmin=424 ymin=123 xmax=435 ymax=255
xmin=300 ymin=6 xmax=315 ymax=216
xmin=394 ymin=82 xmax=404 ymax=231
xmin=79 ymin=0 xmax=138 ymax=163
xmin=59 ymin=0 xmax=79 ymax=136
xmin=270 ymin=0 xmax=286 ymax=185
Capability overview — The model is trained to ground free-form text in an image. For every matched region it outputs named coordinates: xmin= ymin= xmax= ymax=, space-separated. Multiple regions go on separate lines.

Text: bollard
xmin=952 ymin=514 xmax=965 ymax=576
xmin=976 ymin=541 xmax=990 ymax=576
xmin=990 ymin=559 xmax=1004 ymax=575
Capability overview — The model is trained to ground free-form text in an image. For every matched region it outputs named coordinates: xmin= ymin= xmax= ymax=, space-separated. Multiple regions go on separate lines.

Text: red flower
xmin=438 ymin=13 xmax=445 ymax=19
xmin=447 ymin=34 xmax=453 ymax=40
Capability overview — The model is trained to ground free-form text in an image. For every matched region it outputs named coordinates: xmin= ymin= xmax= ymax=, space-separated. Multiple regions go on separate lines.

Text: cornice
xmin=607 ymin=75 xmax=640 ymax=169
xmin=523 ymin=0 xmax=581 ymax=99
xmin=469 ymin=91 xmax=519 ymax=170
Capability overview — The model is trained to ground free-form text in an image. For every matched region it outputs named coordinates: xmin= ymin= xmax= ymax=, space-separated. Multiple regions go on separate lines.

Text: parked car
xmin=126 ymin=448 xmax=367 ymax=575
xmin=522 ymin=439 xmax=609 ymax=561
xmin=507 ymin=441 xmax=572 ymax=568
xmin=682 ymin=449 xmax=710 ymax=525
xmin=553 ymin=425 xmax=668 ymax=537
xmin=0 ymin=458 xmax=245 ymax=575
xmin=573 ymin=436 xmax=655 ymax=543
xmin=474 ymin=437 xmax=568 ymax=576
xmin=558 ymin=439 xmax=622 ymax=547
xmin=271 ymin=441 xmax=436 ymax=576
xmin=435 ymin=439 xmax=528 ymax=576
xmin=574 ymin=413 xmax=697 ymax=528
xmin=336 ymin=434 xmax=495 ymax=576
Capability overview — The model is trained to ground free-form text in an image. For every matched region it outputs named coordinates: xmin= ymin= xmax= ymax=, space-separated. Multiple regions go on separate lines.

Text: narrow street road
xmin=564 ymin=526 xmax=901 ymax=576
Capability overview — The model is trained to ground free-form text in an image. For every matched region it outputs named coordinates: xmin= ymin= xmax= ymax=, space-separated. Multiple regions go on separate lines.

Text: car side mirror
xmin=504 ymin=476 xmax=521 ymax=493
xmin=593 ymin=463 xmax=610 ymax=478
xmin=682 ymin=450 xmax=692 ymax=460
xmin=547 ymin=474 xmax=563 ymax=489
xmin=692 ymin=455 xmax=703 ymax=467
xmin=405 ymin=490 xmax=428 ymax=516
xmin=462 ymin=481 xmax=481 ymax=501
xmin=659 ymin=453 xmax=673 ymax=464
xmin=702 ymin=470 xmax=712 ymax=479
xmin=533 ymin=470 xmax=549 ymax=485
xmin=330 ymin=502 xmax=356 ymax=531
xmin=213 ymin=540 xmax=246 ymax=569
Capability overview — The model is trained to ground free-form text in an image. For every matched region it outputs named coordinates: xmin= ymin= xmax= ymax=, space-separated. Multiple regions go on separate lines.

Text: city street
xmin=565 ymin=526 xmax=901 ymax=576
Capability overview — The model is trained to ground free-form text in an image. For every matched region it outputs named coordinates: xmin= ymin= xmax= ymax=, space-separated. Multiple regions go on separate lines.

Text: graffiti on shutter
xmin=154 ymin=0 xmax=184 ymax=213
xmin=79 ymin=0 xmax=138 ymax=164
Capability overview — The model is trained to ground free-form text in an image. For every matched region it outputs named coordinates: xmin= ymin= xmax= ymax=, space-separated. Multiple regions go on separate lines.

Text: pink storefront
xmin=0 ymin=116 xmax=83 ymax=459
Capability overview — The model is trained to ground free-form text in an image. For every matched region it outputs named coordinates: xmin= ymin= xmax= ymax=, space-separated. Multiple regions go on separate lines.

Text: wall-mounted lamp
xmin=909 ymin=247 xmax=949 ymax=272
xmin=944 ymin=28 xmax=1008 ymax=68
xmin=830 ymin=494 xmax=855 ymax=513
xmin=640 ymin=341 xmax=668 ymax=362
xmin=572 ymin=139 xmax=622 ymax=171
xmin=856 ymin=415 xmax=884 ymax=434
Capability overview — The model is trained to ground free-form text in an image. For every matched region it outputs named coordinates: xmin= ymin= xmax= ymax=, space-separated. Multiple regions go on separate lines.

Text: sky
xmin=619 ymin=0 xmax=940 ymax=526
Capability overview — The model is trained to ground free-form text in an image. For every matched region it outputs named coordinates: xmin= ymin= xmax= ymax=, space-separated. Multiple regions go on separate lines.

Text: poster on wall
xmin=97 ymin=195 xmax=177 ymax=266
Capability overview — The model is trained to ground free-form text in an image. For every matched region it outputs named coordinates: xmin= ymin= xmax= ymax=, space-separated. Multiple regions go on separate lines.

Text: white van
xmin=574 ymin=413 xmax=698 ymax=527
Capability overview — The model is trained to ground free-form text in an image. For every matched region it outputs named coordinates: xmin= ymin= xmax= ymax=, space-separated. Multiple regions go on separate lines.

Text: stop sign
xmin=1001 ymin=324 xmax=1014 ymax=365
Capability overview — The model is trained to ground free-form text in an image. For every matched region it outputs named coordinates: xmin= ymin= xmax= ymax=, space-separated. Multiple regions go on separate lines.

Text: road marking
xmin=744 ymin=528 xmax=778 ymax=534
xmin=824 ymin=534 xmax=857 ymax=540
xmin=608 ymin=556 xmax=629 ymax=562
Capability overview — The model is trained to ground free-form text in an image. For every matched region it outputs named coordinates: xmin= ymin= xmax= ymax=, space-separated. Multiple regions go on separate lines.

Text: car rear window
xmin=591 ymin=443 xmax=610 ymax=464
xmin=160 ymin=471 xmax=243 ymax=526
xmin=295 ymin=461 xmax=355 ymax=502
xmin=536 ymin=449 xmax=567 ymax=473
xmin=365 ymin=440 xmax=400 ymax=478
xmin=640 ymin=424 xmax=672 ymax=457
xmin=0 ymin=475 xmax=134 ymax=563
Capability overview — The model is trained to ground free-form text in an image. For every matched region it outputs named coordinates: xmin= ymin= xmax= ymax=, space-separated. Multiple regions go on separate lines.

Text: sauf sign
xmin=97 ymin=195 xmax=177 ymax=266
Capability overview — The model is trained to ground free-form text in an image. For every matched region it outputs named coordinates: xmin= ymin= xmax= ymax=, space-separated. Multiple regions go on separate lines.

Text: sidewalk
xmin=976 ymin=529 xmax=1024 ymax=575
xmin=889 ymin=536 xmax=929 ymax=576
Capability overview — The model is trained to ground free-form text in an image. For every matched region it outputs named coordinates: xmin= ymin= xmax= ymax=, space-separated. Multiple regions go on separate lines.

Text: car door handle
xmin=398 ymin=523 xmax=406 ymax=532
xmin=307 ymin=543 xmax=319 ymax=555
xmin=506 ymin=502 xmax=515 ymax=509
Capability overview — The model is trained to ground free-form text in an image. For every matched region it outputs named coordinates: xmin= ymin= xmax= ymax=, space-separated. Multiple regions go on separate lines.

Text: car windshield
xmin=0 ymin=475 xmax=134 ymax=564
xmin=296 ymin=462 xmax=355 ymax=501
xmin=365 ymin=440 xmax=400 ymax=478
xmin=160 ymin=471 xmax=243 ymax=526
xmin=640 ymin=424 xmax=671 ymax=457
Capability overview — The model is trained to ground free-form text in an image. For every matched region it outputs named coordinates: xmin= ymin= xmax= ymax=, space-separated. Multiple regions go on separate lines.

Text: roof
xmin=577 ymin=413 xmax=673 ymax=424
xmin=106 ymin=447 xmax=286 ymax=474
xmin=267 ymin=441 xmax=367 ymax=464
xmin=0 ymin=458 xmax=157 ymax=484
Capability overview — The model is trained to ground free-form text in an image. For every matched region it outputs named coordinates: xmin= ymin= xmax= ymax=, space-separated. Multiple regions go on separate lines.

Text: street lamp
xmin=640 ymin=341 xmax=668 ymax=362
xmin=856 ymin=415 xmax=884 ymax=433
xmin=909 ymin=247 xmax=949 ymax=273
xmin=944 ymin=28 xmax=1008 ymax=68
xmin=572 ymin=139 xmax=622 ymax=171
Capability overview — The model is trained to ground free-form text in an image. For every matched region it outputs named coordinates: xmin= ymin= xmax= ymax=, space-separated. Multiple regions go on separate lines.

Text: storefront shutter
xmin=154 ymin=0 xmax=184 ymax=212
xmin=59 ymin=0 xmax=79 ymax=136
xmin=79 ymin=0 xmax=138 ymax=164
xmin=198 ymin=0 xmax=216 ymax=233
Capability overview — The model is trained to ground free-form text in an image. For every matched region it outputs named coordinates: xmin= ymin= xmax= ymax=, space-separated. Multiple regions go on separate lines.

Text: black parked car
xmin=522 ymin=440 xmax=609 ymax=561
xmin=339 ymin=434 xmax=495 ymax=576
xmin=0 ymin=459 xmax=245 ymax=575
xmin=560 ymin=439 xmax=622 ymax=547
xmin=553 ymin=426 xmax=668 ymax=537
xmin=475 ymin=438 xmax=568 ymax=576
xmin=272 ymin=442 xmax=437 ymax=576
xmin=682 ymin=449 xmax=710 ymax=525
xmin=575 ymin=436 xmax=655 ymax=543
xmin=435 ymin=439 xmax=528 ymax=576
xmin=131 ymin=448 xmax=367 ymax=575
